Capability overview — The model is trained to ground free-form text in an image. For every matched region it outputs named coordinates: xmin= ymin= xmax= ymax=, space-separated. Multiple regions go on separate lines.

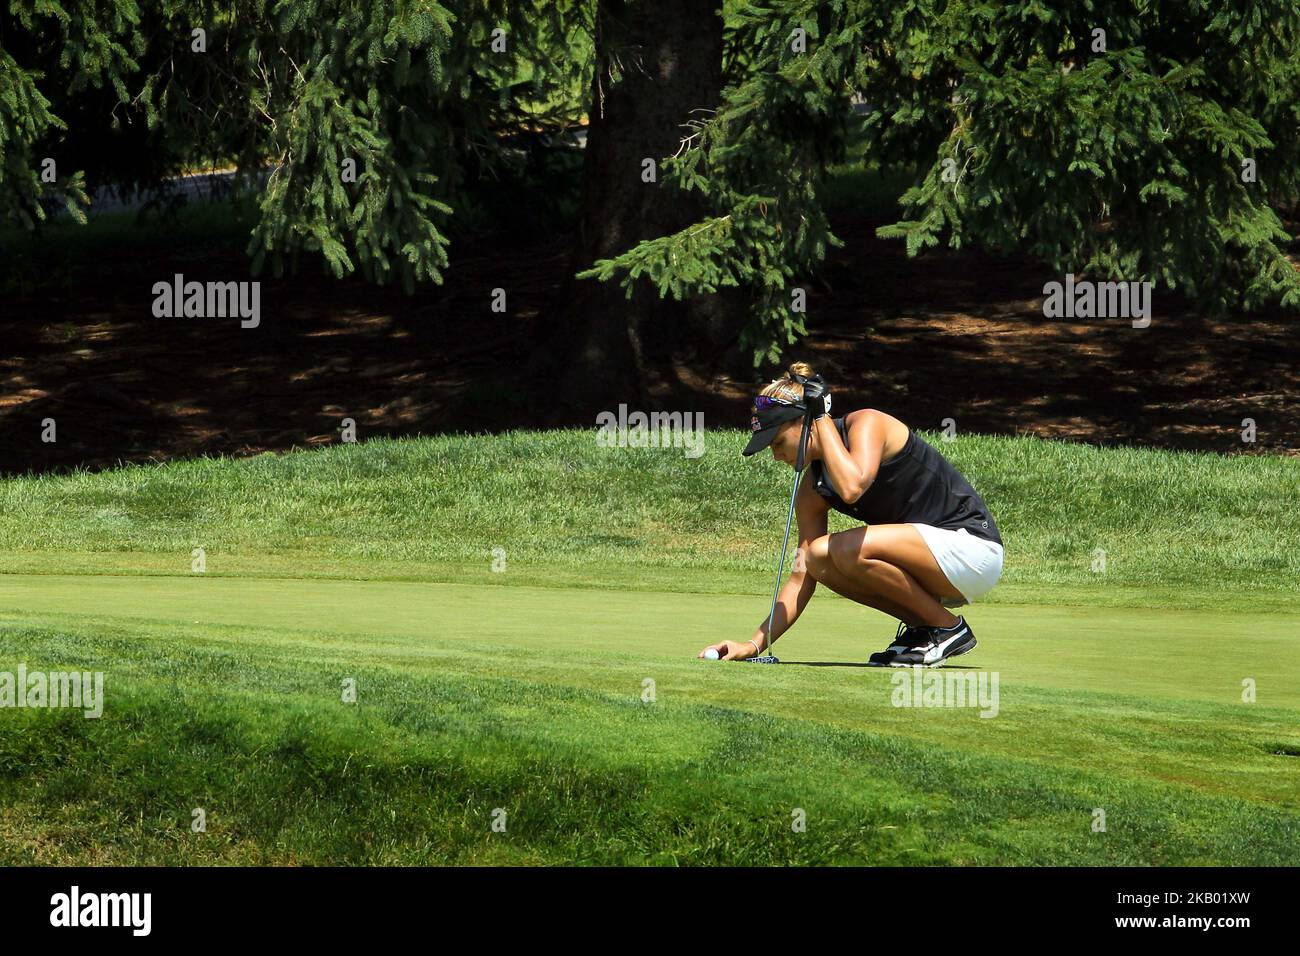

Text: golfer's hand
xmin=803 ymin=375 xmax=832 ymax=419
xmin=698 ymin=640 xmax=758 ymax=661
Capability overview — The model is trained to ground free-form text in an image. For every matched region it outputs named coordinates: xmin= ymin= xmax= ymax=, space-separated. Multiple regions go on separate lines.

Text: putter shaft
xmin=764 ymin=413 xmax=812 ymax=655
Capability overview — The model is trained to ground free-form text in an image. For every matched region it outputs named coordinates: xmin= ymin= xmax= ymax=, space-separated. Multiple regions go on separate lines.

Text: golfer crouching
xmin=699 ymin=362 xmax=1004 ymax=667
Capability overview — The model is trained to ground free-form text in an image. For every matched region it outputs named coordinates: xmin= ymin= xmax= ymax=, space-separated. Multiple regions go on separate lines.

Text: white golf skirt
xmin=909 ymin=523 xmax=1004 ymax=607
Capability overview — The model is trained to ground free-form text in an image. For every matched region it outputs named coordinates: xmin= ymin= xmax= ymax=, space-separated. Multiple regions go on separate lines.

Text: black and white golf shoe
xmin=867 ymin=621 xmax=928 ymax=667
xmin=889 ymin=618 xmax=977 ymax=668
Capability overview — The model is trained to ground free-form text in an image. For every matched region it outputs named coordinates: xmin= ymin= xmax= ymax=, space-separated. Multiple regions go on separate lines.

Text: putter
xmin=747 ymin=405 xmax=813 ymax=664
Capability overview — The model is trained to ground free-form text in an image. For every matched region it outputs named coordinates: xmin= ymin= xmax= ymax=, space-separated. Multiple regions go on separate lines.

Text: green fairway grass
xmin=1 ymin=431 xmax=1297 ymax=864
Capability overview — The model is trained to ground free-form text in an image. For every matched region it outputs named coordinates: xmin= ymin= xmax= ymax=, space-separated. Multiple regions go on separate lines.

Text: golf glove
xmin=802 ymin=375 xmax=832 ymax=420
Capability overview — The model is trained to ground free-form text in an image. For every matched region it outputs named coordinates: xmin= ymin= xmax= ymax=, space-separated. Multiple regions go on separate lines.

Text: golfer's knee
xmin=828 ymin=534 xmax=864 ymax=575
xmin=805 ymin=535 xmax=833 ymax=580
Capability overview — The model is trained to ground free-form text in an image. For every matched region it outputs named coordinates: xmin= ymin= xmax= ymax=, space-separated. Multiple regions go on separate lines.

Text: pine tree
xmin=1 ymin=0 xmax=588 ymax=294
xmin=6 ymin=1 xmax=1299 ymax=372
xmin=586 ymin=0 xmax=1300 ymax=367
xmin=559 ymin=0 xmax=730 ymax=405
xmin=868 ymin=0 xmax=1300 ymax=314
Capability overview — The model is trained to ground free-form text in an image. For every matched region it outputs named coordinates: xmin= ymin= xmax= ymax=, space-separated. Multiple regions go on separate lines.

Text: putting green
xmin=2 ymin=572 xmax=1294 ymax=708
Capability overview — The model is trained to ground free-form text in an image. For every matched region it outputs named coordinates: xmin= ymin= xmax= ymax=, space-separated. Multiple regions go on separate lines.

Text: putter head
xmin=744 ymin=655 xmax=780 ymax=664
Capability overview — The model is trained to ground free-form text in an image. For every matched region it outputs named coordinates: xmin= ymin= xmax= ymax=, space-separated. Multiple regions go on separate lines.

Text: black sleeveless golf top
xmin=807 ymin=416 xmax=1002 ymax=545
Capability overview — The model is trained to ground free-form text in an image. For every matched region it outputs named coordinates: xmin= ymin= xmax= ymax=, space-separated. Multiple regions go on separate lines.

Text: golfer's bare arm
xmin=813 ymin=410 xmax=888 ymax=504
xmin=742 ymin=476 xmax=828 ymax=656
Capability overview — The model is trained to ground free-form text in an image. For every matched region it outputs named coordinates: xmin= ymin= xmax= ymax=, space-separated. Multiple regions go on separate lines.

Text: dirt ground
xmin=2 ymin=209 xmax=1297 ymax=474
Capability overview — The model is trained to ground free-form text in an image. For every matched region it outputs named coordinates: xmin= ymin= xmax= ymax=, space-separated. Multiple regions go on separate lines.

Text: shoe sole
xmin=888 ymin=635 xmax=978 ymax=669
xmin=946 ymin=635 xmax=977 ymax=659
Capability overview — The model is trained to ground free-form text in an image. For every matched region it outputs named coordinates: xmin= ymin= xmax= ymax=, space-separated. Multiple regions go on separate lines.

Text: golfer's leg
xmin=836 ymin=524 xmax=963 ymax=625
xmin=802 ymin=552 xmax=919 ymax=622
xmin=807 ymin=525 xmax=962 ymax=628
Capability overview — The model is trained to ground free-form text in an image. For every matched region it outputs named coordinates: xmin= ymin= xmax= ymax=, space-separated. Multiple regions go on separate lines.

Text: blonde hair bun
xmin=753 ymin=361 xmax=817 ymax=408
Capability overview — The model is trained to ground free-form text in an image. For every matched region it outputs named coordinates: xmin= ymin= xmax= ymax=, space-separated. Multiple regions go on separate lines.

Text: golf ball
xmin=704 ymin=648 xmax=720 ymax=661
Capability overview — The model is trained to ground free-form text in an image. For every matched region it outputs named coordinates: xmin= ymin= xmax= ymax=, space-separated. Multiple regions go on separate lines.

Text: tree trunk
xmin=553 ymin=0 xmax=729 ymax=416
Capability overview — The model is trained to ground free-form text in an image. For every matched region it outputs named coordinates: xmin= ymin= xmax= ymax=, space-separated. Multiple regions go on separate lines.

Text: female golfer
xmin=700 ymin=362 xmax=1004 ymax=667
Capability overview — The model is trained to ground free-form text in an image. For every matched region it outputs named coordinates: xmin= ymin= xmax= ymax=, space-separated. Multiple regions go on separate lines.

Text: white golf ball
xmin=704 ymin=648 xmax=720 ymax=661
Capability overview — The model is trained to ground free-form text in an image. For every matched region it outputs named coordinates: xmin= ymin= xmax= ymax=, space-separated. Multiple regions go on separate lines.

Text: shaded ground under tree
xmin=2 ymin=206 xmax=1297 ymax=474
